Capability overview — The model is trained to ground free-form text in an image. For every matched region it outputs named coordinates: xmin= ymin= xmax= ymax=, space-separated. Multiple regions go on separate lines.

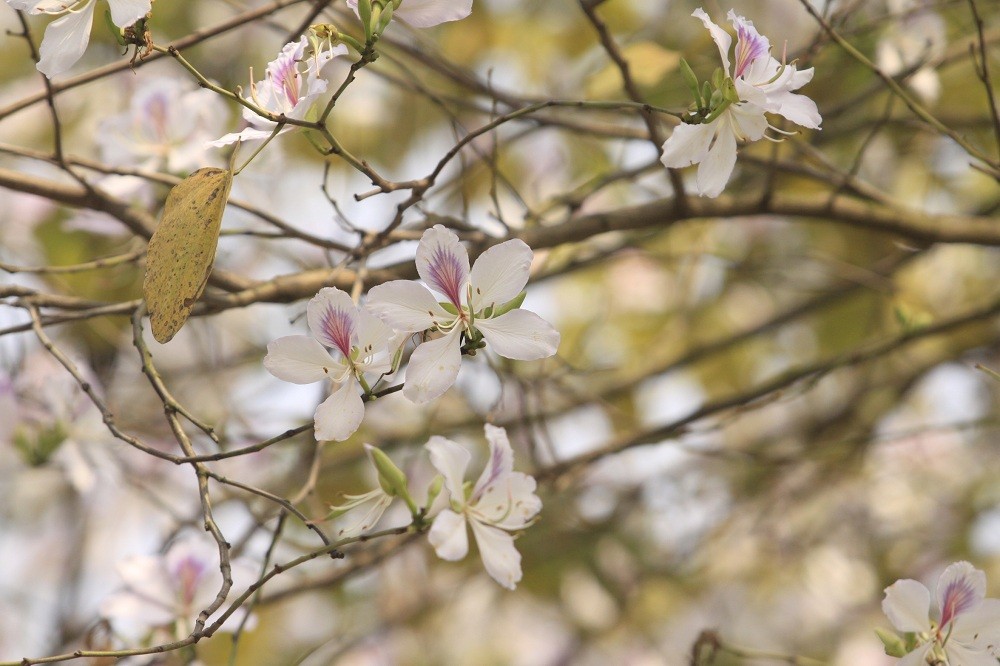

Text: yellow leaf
xmin=586 ymin=42 xmax=681 ymax=99
xmin=142 ymin=167 xmax=233 ymax=344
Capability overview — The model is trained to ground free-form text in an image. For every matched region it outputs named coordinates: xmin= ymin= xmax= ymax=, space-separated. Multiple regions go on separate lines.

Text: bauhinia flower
xmin=660 ymin=8 xmax=822 ymax=197
xmin=346 ymin=0 xmax=472 ymax=29
xmin=210 ymin=35 xmax=347 ymax=146
xmin=365 ymin=225 xmax=560 ymax=404
xmin=425 ymin=424 xmax=541 ymax=590
xmin=98 ymin=76 xmax=228 ymax=174
xmin=264 ymin=287 xmax=394 ymax=442
xmin=7 ymin=0 xmax=151 ymax=77
xmin=100 ymin=534 xmax=259 ymax=639
xmin=326 ymin=444 xmax=415 ymax=537
xmin=881 ymin=561 xmax=1000 ymax=664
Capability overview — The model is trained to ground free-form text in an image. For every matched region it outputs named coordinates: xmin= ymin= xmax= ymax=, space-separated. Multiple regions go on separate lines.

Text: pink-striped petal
xmin=307 ymin=287 xmax=358 ymax=359
xmin=416 ymin=225 xmax=470 ymax=308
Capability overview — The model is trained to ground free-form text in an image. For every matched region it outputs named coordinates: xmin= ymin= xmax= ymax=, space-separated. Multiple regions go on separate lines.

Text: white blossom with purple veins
xmin=882 ymin=561 xmax=1000 ymax=665
xmin=7 ymin=0 xmax=151 ymax=77
xmin=660 ymin=8 xmax=822 ymax=197
xmin=264 ymin=287 xmax=394 ymax=442
xmin=426 ymin=425 xmax=541 ymax=590
xmin=346 ymin=0 xmax=472 ymax=28
xmin=366 ymin=225 xmax=560 ymax=404
xmin=210 ymin=36 xmax=347 ymax=146
xmin=98 ymin=76 xmax=227 ymax=174
xmin=100 ymin=535 xmax=259 ymax=639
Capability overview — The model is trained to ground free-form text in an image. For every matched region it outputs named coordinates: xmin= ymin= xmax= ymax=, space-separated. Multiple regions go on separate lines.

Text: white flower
xmin=365 ymin=225 xmax=559 ymax=404
xmin=100 ymin=535 xmax=259 ymax=639
xmin=209 ymin=36 xmax=347 ymax=146
xmin=98 ymin=76 xmax=228 ymax=173
xmin=425 ymin=424 xmax=541 ymax=590
xmin=263 ymin=287 xmax=394 ymax=442
xmin=660 ymin=8 xmax=822 ymax=197
xmin=326 ymin=444 xmax=412 ymax=537
xmin=8 ymin=0 xmax=151 ymax=77
xmin=876 ymin=0 xmax=946 ymax=104
xmin=882 ymin=561 xmax=1000 ymax=665
xmin=346 ymin=0 xmax=473 ymax=29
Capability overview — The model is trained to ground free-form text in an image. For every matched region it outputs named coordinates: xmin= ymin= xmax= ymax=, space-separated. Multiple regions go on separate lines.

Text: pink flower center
xmin=427 ymin=247 xmax=466 ymax=308
xmin=939 ymin=576 xmax=977 ymax=629
xmin=320 ymin=306 xmax=355 ymax=358
xmin=733 ymin=23 xmax=768 ymax=79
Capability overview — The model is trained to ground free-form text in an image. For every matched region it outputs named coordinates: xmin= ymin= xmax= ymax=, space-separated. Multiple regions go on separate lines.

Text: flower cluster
xmin=660 ymin=8 xmax=822 ymax=197
xmin=327 ymin=425 xmax=541 ymax=589
xmin=881 ymin=561 xmax=1000 ymax=664
xmin=264 ymin=225 xmax=559 ymax=442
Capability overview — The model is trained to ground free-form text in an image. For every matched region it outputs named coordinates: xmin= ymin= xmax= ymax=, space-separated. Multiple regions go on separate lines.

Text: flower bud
xmin=493 ymin=291 xmax=527 ymax=318
xmin=364 ymin=444 xmax=409 ymax=498
xmin=874 ymin=628 xmax=907 ymax=658
xmin=679 ymin=58 xmax=703 ymax=109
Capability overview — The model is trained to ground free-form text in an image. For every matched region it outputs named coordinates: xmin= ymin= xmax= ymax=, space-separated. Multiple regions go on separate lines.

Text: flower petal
xmin=475 ymin=309 xmax=560 ymax=360
xmin=471 ymin=424 xmax=514 ymax=500
xmin=469 ymin=239 xmax=532 ymax=313
xmin=313 ymin=379 xmax=365 ymax=442
xmin=469 ymin=519 xmax=522 ymax=590
xmin=263 ymin=335 xmax=342 ymax=384
xmin=478 ymin=472 xmax=542 ymax=530
xmin=730 ymin=103 xmax=769 ymax=142
xmin=347 ymin=0 xmax=472 ymax=28
xmin=100 ymin=590 xmax=175 ymax=634
xmin=953 ymin=598 xmax=1000 ymax=645
xmin=416 ymin=225 xmax=470 ymax=308
xmin=765 ymin=90 xmax=823 ymax=130
xmin=394 ymin=0 xmax=473 ymax=27
xmin=938 ymin=561 xmax=986 ymax=629
xmin=355 ymin=309 xmax=394 ymax=375
xmin=307 ymin=287 xmax=358 ymax=358
xmin=693 ymin=8 xmax=731 ymax=75
xmin=727 ymin=10 xmax=770 ymax=80
xmin=8 ymin=0 xmax=75 ymax=13
xmin=366 ymin=280 xmax=449 ymax=333
xmin=426 ymin=435 xmax=471 ymax=500
xmin=206 ymin=126 xmax=290 ymax=147
xmin=882 ymin=579 xmax=932 ymax=633
xmin=941 ymin=642 xmax=998 ymax=666
xmin=897 ymin=644 xmax=933 ymax=666
xmin=402 ymin=328 xmax=463 ymax=404
xmin=695 ymin=119 xmax=738 ymax=198
xmin=428 ymin=509 xmax=469 ymax=561
xmin=107 ymin=0 xmax=150 ymax=27
xmin=660 ymin=121 xmax=716 ymax=169
xmin=115 ymin=555 xmax=174 ymax=605
xmin=36 ymin=0 xmax=95 ymax=78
